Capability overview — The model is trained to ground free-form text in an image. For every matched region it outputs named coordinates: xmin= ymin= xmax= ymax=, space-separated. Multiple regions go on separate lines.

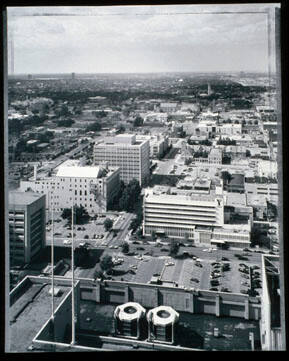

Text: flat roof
xmin=9 ymin=191 xmax=44 ymax=206
xmin=56 ymin=166 xmax=102 ymax=178
xmin=229 ymin=174 xmax=245 ymax=186
xmin=8 ymin=279 xmax=71 ymax=352
xmin=77 ymin=301 xmax=260 ymax=351
xmin=225 ymin=193 xmax=247 ymax=206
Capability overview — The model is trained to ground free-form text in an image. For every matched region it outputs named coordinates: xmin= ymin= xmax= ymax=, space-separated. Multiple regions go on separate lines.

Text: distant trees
xmin=133 ymin=116 xmax=144 ymax=127
xmin=56 ymin=118 xmax=74 ymax=127
xmin=61 ymin=205 xmax=90 ymax=224
xmin=104 ymin=218 xmax=113 ymax=232
xmin=94 ymin=110 xmax=107 ymax=119
xmin=194 ymin=150 xmax=209 ymax=158
xmin=85 ymin=121 xmax=102 ymax=132
xmin=217 ymin=137 xmax=236 ymax=146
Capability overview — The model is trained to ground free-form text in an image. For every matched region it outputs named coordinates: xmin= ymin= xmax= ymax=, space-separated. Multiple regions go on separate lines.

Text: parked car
xmin=190 ymin=278 xmax=199 ymax=283
xmin=221 ymin=287 xmax=230 ymax=293
xmin=240 ymin=289 xmax=248 ymax=294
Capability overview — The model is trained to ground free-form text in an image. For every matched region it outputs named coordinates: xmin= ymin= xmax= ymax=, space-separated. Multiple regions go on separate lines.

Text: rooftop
xmin=9 ymin=191 xmax=44 ymax=207
xmin=145 ymin=186 xmax=219 ymax=203
xmin=77 ymin=302 xmax=260 ymax=351
xmin=56 ymin=165 xmax=102 ymax=178
xmin=8 ymin=278 xmax=71 ymax=352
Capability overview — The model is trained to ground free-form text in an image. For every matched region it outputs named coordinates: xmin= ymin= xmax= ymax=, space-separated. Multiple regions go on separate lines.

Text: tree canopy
xmin=169 ymin=240 xmax=180 ymax=257
xmin=104 ymin=218 xmax=113 ymax=231
xmin=61 ymin=205 xmax=90 ymax=224
xmin=100 ymin=254 xmax=114 ymax=272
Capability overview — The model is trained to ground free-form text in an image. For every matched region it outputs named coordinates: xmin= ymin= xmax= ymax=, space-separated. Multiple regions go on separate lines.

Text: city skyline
xmin=7 ymin=4 xmax=278 ymax=75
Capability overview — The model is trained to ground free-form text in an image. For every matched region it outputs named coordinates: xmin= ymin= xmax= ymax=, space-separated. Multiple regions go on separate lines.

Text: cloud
xmin=7 ymin=4 xmax=276 ymax=73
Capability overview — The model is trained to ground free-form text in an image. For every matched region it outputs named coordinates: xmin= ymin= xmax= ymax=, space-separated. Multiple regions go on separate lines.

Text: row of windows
xmin=145 ymin=207 xmax=216 ymax=214
xmin=145 ymin=203 xmax=217 ymax=209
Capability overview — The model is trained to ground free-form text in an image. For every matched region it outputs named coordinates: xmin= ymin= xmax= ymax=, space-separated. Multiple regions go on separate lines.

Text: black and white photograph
xmin=2 ymin=2 xmax=286 ymax=352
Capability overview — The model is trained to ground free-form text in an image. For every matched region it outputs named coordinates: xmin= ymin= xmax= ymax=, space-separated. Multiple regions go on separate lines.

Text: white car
xmin=63 ymin=239 xmax=72 ymax=245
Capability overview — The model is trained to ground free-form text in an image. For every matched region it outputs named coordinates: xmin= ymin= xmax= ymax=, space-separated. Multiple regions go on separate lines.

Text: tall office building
xmin=93 ymin=134 xmax=150 ymax=186
xmin=9 ymin=191 xmax=46 ymax=265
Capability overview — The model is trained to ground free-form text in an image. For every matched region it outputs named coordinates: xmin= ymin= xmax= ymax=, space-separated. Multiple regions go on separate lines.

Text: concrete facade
xmin=9 ymin=191 xmax=46 ymax=265
xmin=93 ymin=134 xmax=150 ymax=186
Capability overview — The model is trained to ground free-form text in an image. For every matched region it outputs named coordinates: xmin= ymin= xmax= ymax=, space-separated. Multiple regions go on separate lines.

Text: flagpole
xmin=51 ymin=191 xmax=55 ymax=320
xmin=71 ymin=202 xmax=75 ymax=345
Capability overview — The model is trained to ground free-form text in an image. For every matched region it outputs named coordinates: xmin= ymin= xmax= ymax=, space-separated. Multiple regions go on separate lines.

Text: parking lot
xmin=46 ymin=212 xmax=120 ymax=247
xmin=91 ymin=248 xmax=262 ymax=295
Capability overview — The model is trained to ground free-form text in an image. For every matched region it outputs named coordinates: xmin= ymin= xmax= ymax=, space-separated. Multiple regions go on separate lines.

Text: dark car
xmin=238 ymin=256 xmax=248 ymax=261
xmin=190 ymin=278 xmax=199 ymax=283
xmin=221 ymin=287 xmax=230 ymax=293
xmin=161 ymin=248 xmax=169 ymax=252
xmin=136 ymin=247 xmax=145 ymax=251
xmin=210 ymin=287 xmax=219 ymax=291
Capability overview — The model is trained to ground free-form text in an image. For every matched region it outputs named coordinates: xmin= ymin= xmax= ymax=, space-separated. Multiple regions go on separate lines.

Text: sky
xmin=6 ymin=4 xmax=279 ymax=74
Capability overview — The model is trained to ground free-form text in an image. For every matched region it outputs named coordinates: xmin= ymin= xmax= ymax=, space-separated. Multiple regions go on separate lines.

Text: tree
xmin=56 ymin=118 xmax=74 ymax=127
xmin=100 ymin=255 xmax=114 ymax=273
xmin=61 ymin=205 xmax=90 ymax=224
xmin=221 ymin=171 xmax=233 ymax=184
xmin=151 ymin=230 xmax=157 ymax=241
xmin=86 ymin=121 xmax=102 ymax=132
xmin=118 ymin=179 xmax=141 ymax=213
xmin=93 ymin=269 xmax=104 ymax=280
xmin=104 ymin=218 xmax=113 ymax=232
xmin=246 ymin=150 xmax=251 ymax=157
xmin=133 ymin=116 xmax=144 ymax=127
xmin=75 ymin=246 xmax=89 ymax=267
xmin=169 ymin=240 xmax=180 ymax=257
xmin=121 ymin=242 xmax=129 ymax=254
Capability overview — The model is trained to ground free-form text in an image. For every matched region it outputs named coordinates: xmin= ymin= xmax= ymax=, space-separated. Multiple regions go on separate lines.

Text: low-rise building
xmin=143 ymin=185 xmax=224 ymax=240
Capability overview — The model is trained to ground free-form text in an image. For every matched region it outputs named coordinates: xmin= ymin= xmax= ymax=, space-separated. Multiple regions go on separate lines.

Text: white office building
xmin=143 ymin=185 xmax=224 ymax=240
xmin=93 ymin=134 xmax=150 ymax=186
xmin=19 ymin=160 xmax=120 ymax=213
